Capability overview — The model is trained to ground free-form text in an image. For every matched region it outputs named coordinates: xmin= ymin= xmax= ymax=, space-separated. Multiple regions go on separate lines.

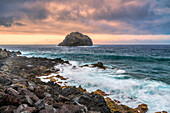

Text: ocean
xmin=0 ymin=45 xmax=170 ymax=113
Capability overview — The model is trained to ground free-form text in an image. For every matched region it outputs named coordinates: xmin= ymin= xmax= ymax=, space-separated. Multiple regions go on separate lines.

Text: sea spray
xmin=52 ymin=61 xmax=170 ymax=113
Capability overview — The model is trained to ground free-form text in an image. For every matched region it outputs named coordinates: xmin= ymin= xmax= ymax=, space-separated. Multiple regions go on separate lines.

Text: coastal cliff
xmin=0 ymin=48 xmax=166 ymax=113
xmin=58 ymin=32 xmax=93 ymax=46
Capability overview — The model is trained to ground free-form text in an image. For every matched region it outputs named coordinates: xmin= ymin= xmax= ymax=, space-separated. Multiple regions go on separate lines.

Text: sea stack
xmin=58 ymin=32 xmax=93 ymax=46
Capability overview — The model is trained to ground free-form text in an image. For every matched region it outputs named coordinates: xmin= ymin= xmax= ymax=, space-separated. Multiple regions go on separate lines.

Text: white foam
xmin=53 ymin=61 xmax=170 ymax=113
xmin=115 ymin=69 xmax=126 ymax=74
xmin=38 ymin=73 xmax=68 ymax=86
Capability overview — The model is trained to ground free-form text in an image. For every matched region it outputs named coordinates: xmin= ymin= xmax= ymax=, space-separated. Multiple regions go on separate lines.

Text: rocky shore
xmin=0 ymin=48 xmax=167 ymax=113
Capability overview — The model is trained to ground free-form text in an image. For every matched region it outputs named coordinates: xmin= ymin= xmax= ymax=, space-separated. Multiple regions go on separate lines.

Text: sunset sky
xmin=0 ymin=0 xmax=170 ymax=45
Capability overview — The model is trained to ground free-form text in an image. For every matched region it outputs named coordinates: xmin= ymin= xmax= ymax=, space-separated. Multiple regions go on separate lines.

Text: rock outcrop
xmin=58 ymin=32 xmax=93 ymax=46
xmin=80 ymin=62 xmax=107 ymax=70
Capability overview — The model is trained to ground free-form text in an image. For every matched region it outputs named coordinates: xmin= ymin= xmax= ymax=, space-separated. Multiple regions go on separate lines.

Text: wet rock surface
xmin=80 ymin=62 xmax=108 ymax=70
xmin=0 ymin=48 xmax=166 ymax=113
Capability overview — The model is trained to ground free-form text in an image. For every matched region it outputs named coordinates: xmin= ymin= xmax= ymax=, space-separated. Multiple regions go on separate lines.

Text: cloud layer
xmin=0 ymin=0 xmax=170 ymax=35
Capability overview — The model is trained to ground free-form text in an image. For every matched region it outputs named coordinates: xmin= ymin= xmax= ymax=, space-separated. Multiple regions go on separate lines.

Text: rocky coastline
xmin=0 ymin=48 xmax=167 ymax=113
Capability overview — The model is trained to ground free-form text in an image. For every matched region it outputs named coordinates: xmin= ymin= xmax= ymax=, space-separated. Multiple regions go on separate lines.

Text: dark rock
xmin=80 ymin=62 xmax=107 ymax=70
xmin=60 ymin=86 xmax=82 ymax=99
xmin=41 ymin=82 xmax=61 ymax=98
xmin=13 ymin=104 xmax=28 ymax=113
xmin=27 ymin=81 xmax=36 ymax=91
xmin=44 ymin=92 xmax=51 ymax=97
xmin=0 ymin=84 xmax=6 ymax=92
xmin=45 ymin=104 xmax=57 ymax=113
xmin=16 ymin=51 xmax=22 ymax=55
xmin=0 ymin=50 xmax=8 ymax=58
xmin=88 ymin=111 xmax=101 ymax=113
xmin=76 ymin=93 xmax=111 ymax=113
xmin=25 ymin=95 xmax=33 ymax=105
xmin=13 ymin=104 xmax=37 ymax=113
xmin=57 ymin=94 xmax=70 ymax=102
xmin=38 ymin=109 xmax=53 ymax=113
xmin=39 ymin=105 xmax=57 ymax=113
xmin=10 ymin=83 xmax=27 ymax=89
xmin=91 ymin=62 xmax=106 ymax=70
xmin=18 ymin=88 xmax=39 ymax=103
xmin=8 ymin=52 xmax=17 ymax=57
xmin=43 ymin=96 xmax=57 ymax=106
xmin=0 ymin=105 xmax=17 ymax=113
xmin=21 ymin=107 xmax=37 ymax=113
xmin=0 ymin=62 xmax=4 ymax=67
xmin=33 ymin=83 xmax=60 ymax=99
xmin=34 ymin=87 xmax=45 ymax=99
xmin=0 ymin=92 xmax=22 ymax=106
xmin=53 ymin=102 xmax=65 ymax=108
xmin=114 ymin=111 xmax=122 ymax=113
xmin=5 ymin=88 xmax=19 ymax=96
xmin=58 ymin=32 xmax=93 ymax=46
xmin=34 ymin=99 xmax=45 ymax=110
xmin=0 ymin=76 xmax=12 ymax=86
xmin=59 ymin=104 xmax=85 ymax=113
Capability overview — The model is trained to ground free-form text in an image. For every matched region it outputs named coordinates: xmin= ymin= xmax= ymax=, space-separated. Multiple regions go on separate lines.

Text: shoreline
xmin=0 ymin=48 xmax=167 ymax=113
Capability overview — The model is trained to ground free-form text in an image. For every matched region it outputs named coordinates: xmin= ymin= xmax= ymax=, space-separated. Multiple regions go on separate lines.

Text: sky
xmin=0 ymin=0 xmax=170 ymax=44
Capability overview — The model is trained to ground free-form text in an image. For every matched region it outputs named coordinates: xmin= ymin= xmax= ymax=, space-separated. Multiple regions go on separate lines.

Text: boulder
xmin=0 ymin=84 xmax=6 ymax=92
xmin=0 ymin=92 xmax=22 ymax=106
xmin=43 ymin=96 xmax=57 ymax=106
xmin=137 ymin=104 xmax=148 ymax=113
xmin=60 ymin=86 xmax=82 ymax=99
xmin=18 ymin=88 xmax=39 ymax=103
xmin=13 ymin=104 xmax=28 ymax=113
xmin=59 ymin=104 xmax=85 ymax=113
xmin=76 ymin=93 xmax=111 ymax=113
xmin=5 ymin=88 xmax=19 ymax=96
xmin=0 ymin=105 xmax=17 ymax=113
xmin=13 ymin=104 xmax=37 ymax=113
xmin=25 ymin=95 xmax=33 ymax=105
xmin=80 ymin=62 xmax=107 ymax=70
xmin=27 ymin=81 xmax=36 ymax=91
xmin=58 ymin=32 xmax=93 ymax=46
xmin=34 ymin=99 xmax=45 ymax=110
xmin=91 ymin=62 xmax=106 ymax=69
xmin=0 ymin=50 xmax=8 ymax=58
xmin=56 ymin=94 xmax=70 ymax=102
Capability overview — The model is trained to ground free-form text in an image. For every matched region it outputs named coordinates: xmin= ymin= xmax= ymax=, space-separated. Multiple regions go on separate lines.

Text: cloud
xmin=0 ymin=17 xmax=13 ymax=27
xmin=0 ymin=17 xmax=25 ymax=27
xmin=91 ymin=1 xmax=155 ymax=21
xmin=15 ymin=22 xmax=25 ymax=26
xmin=0 ymin=0 xmax=170 ymax=35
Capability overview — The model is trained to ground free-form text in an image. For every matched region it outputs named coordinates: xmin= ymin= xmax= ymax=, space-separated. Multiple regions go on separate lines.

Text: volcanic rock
xmin=59 ymin=104 xmax=85 ymax=113
xmin=0 ymin=105 xmax=17 ymax=113
xmin=0 ymin=49 xmax=8 ymax=58
xmin=58 ymin=32 xmax=93 ymax=46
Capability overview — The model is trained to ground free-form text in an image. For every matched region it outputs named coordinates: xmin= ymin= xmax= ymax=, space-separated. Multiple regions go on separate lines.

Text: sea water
xmin=1 ymin=45 xmax=170 ymax=112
